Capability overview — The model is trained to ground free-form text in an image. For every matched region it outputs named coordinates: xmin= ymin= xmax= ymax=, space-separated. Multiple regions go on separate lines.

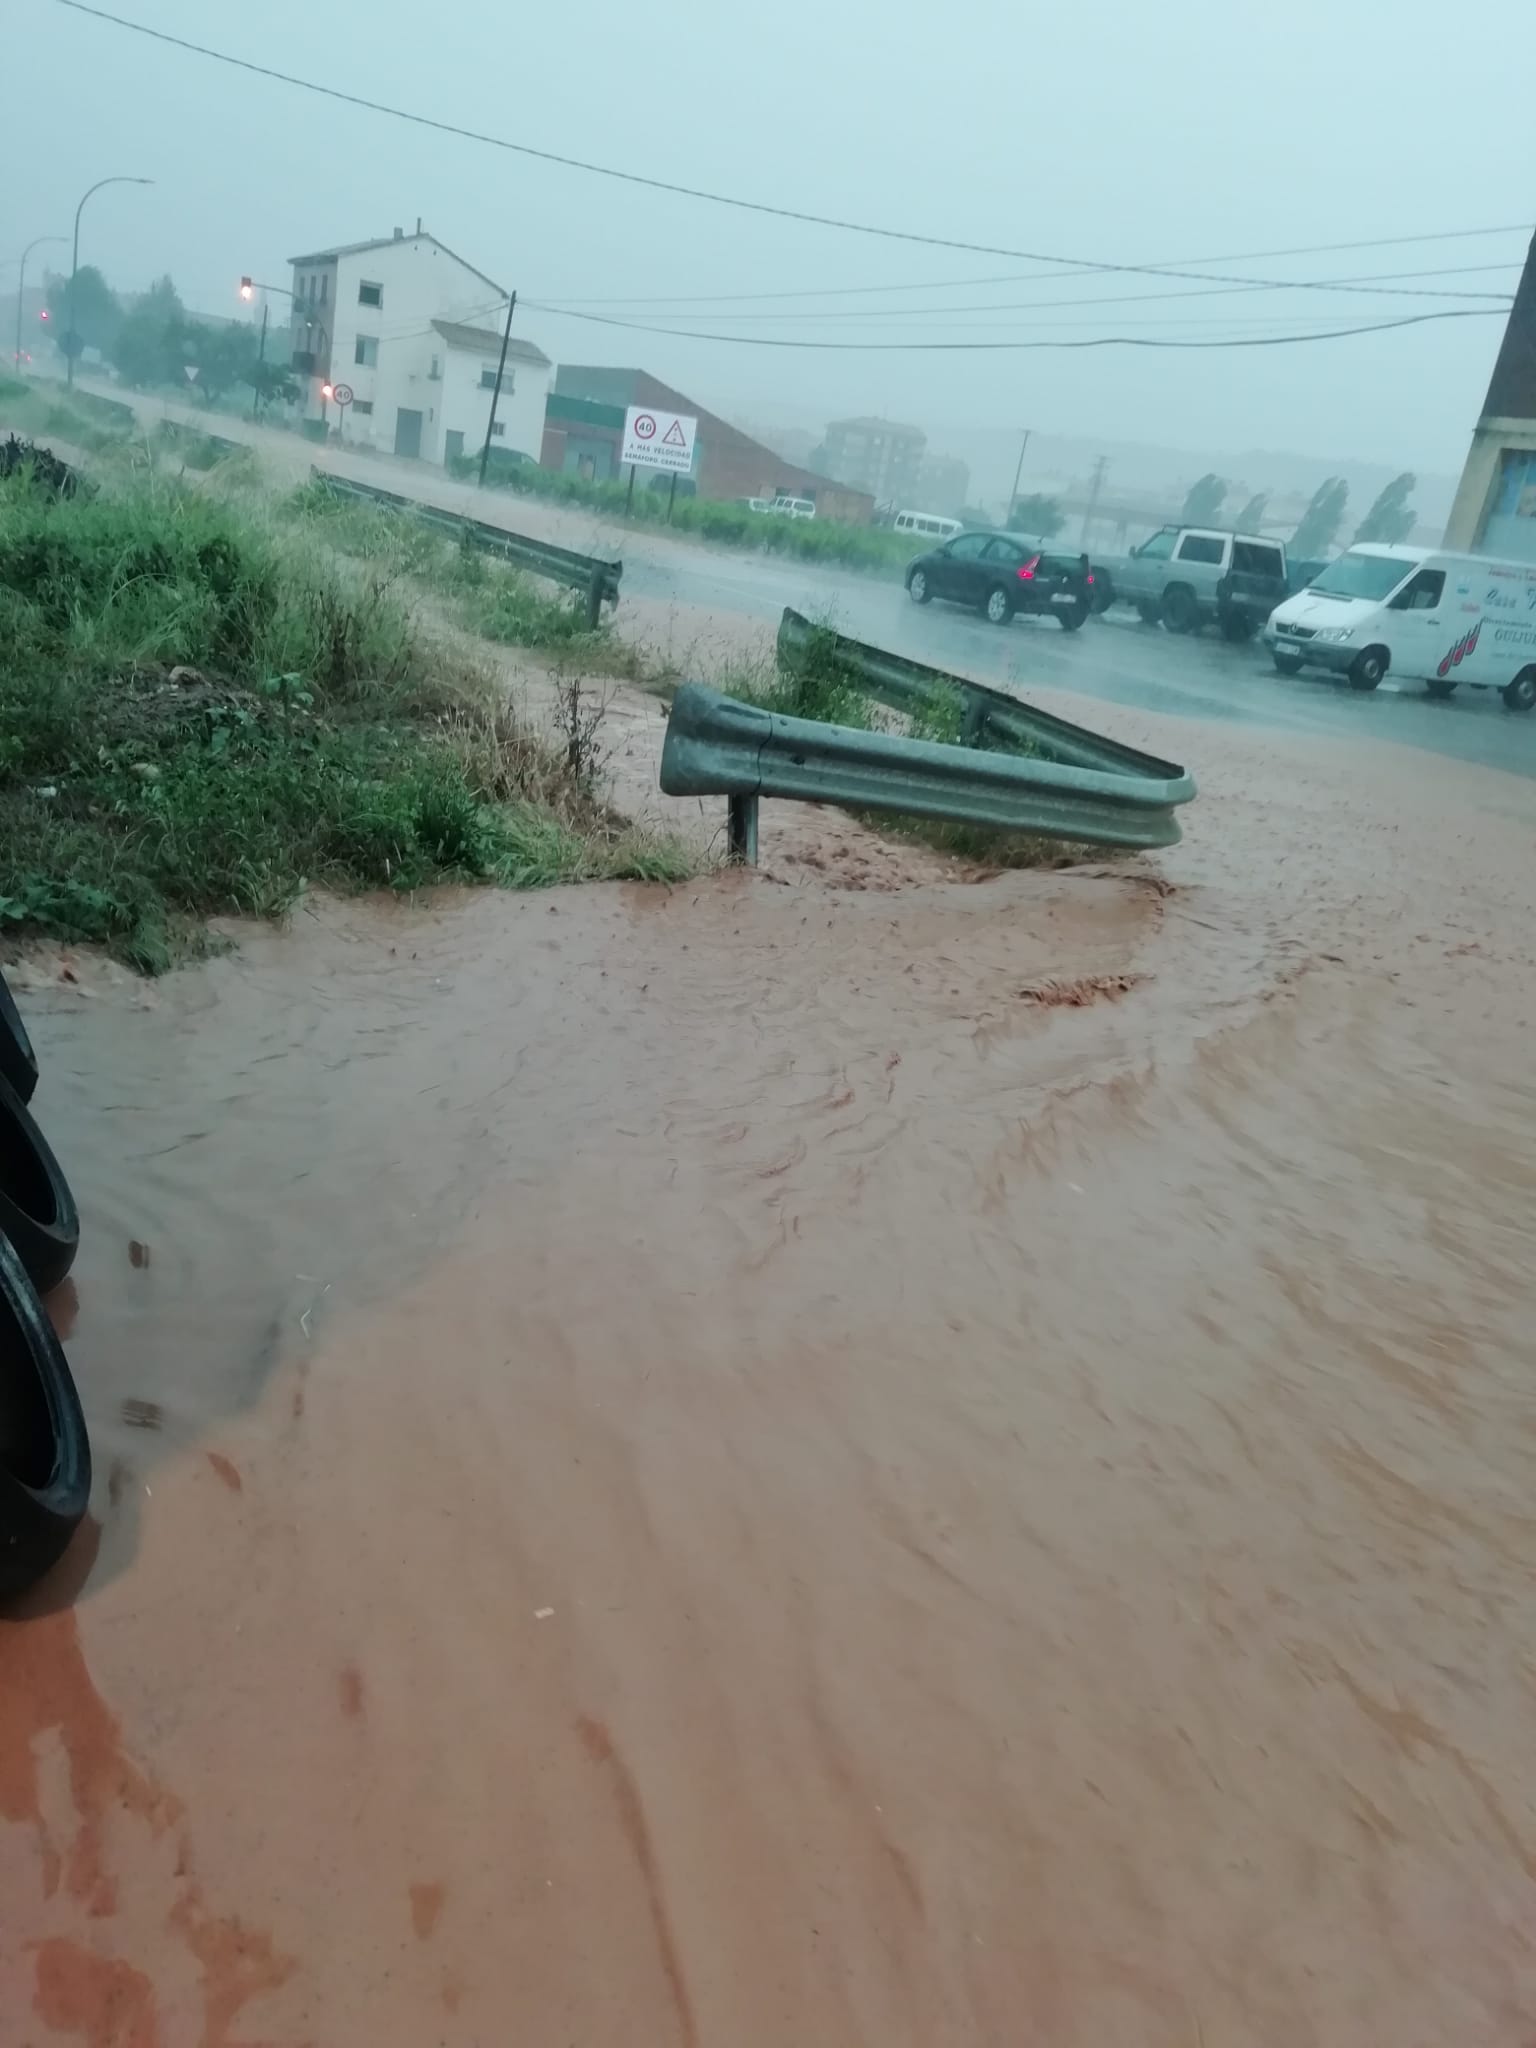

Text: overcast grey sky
xmin=8 ymin=0 xmax=1530 ymax=490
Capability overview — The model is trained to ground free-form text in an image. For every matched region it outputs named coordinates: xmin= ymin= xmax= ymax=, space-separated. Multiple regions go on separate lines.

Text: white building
xmin=286 ymin=228 xmax=552 ymax=466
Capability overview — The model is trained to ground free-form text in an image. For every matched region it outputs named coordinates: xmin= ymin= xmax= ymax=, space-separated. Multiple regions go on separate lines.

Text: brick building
xmin=543 ymin=367 xmax=874 ymax=523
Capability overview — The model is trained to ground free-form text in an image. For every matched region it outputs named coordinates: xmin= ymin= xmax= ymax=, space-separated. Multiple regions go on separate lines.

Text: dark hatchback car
xmin=905 ymin=530 xmax=1094 ymax=629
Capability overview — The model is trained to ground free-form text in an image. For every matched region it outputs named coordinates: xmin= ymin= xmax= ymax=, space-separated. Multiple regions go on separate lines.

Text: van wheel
xmin=983 ymin=586 xmax=1014 ymax=626
xmin=1272 ymin=651 xmax=1303 ymax=677
xmin=1503 ymin=668 xmax=1536 ymax=712
xmin=1161 ymin=586 xmax=1199 ymax=635
xmin=1348 ymin=647 xmax=1388 ymax=691
xmin=1425 ymin=677 xmax=1457 ymax=699
xmin=907 ymin=568 xmax=931 ymax=605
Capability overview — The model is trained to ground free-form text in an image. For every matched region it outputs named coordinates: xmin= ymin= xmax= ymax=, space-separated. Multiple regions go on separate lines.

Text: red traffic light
xmin=38 ymin=308 xmax=50 ymax=321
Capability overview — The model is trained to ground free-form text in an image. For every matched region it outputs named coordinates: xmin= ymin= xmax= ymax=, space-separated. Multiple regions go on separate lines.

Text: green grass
xmin=290 ymin=481 xmax=651 ymax=678
xmin=0 ymin=470 xmax=697 ymax=969
xmin=447 ymin=452 xmax=918 ymax=577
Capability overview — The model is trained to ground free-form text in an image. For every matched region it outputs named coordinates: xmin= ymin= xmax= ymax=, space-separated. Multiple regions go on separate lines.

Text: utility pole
xmin=478 ymin=290 xmax=517 ymax=490
xmin=1007 ymin=428 xmax=1031 ymax=526
xmin=1080 ymin=455 xmax=1108 ymax=549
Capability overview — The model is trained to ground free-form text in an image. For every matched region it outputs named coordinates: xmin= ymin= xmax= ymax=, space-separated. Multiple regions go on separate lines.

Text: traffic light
xmin=239 ymin=277 xmax=254 ymax=301
xmin=321 ymin=383 xmax=334 ymax=400
xmin=38 ymin=308 xmax=49 ymax=322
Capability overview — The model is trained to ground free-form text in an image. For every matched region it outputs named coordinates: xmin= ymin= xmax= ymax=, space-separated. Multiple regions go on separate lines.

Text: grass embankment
xmin=450 ymin=452 xmax=918 ymax=578
xmin=290 ymin=481 xmax=656 ymax=682
xmin=0 ymin=376 xmax=137 ymax=455
xmin=728 ymin=624 xmax=1103 ymax=871
xmin=0 ymin=462 xmax=695 ymax=970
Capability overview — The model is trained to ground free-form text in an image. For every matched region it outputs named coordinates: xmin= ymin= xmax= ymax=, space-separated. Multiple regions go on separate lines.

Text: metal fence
xmin=309 ymin=469 xmax=622 ymax=627
xmin=661 ymin=615 xmax=1197 ymax=860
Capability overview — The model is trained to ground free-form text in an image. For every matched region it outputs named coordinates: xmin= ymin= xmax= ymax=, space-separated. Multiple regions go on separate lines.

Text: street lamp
xmin=13 ymin=234 xmax=67 ymax=375
xmin=66 ymin=175 xmax=153 ymax=387
xmin=237 ymin=276 xmax=296 ymax=419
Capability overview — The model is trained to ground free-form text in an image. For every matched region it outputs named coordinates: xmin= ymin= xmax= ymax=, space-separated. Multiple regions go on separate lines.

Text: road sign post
xmin=330 ymin=382 xmax=353 ymax=444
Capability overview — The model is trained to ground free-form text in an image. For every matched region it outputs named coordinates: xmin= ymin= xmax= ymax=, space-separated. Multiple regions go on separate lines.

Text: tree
xmin=246 ymin=360 xmax=300 ymax=411
xmin=1353 ymin=472 xmax=1416 ymax=545
xmin=1291 ymin=477 xmax=1351 ymax=560
xmin=112 ymin=275 xmax=188 ymax=388
xmin=184 ymin=322 xmax=258 ymax=401
xmin=1007 ymin=492 xmax=1065 ymax=538
xmin=1180 ymin=472 xmax=1228 ymax=525
xmin=1233 ymin=492 xmax=1269 ymax=533
xmin=44 ymin=264 xmax=121 ymax=357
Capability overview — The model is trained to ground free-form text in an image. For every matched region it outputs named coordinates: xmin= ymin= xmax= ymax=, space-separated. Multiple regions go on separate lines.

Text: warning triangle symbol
xmin=660 ymin=418 xmax=688 ymax=447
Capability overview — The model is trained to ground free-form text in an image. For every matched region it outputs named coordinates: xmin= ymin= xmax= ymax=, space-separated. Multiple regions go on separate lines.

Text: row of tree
xmin=42 ymin=267 xmax=298 ymax=408
xmin=1179 ymin=469 xmax=1417 ymax=555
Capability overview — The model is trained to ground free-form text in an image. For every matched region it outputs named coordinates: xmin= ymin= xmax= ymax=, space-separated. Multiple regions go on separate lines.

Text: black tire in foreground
xmin=1058 ymin=599 xmax=1089 ymax=632
xmin=0 ymin=966 xmax=37 ymax=1105
xmin=0 ymin=1229 xmax=90 ymax=1602
xmin=0 ymin=1073 xmax=79 ymax=1296
xmin=1219 ymin=610 xmax=1259 ymax=643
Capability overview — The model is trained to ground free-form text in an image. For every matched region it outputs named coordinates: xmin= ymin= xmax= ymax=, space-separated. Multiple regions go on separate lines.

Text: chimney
xmin=393 ymin=225 xmax=403 ymax=240
xmin=416 ymin=216 xmax=423 ymax=235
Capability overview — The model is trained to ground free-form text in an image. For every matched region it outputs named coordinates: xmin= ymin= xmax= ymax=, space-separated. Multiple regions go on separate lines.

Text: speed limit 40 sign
xmin=330 ymin=382 xmax=354 ymax=408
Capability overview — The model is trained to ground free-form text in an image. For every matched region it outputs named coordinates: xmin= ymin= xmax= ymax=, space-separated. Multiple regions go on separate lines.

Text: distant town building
xmin=915 ymin=452 xmax=970 ymax=519
xmin=286 ymin=228 xmax=550 ymax=466
xmin=546 ymin=367 xmax=874 ymax=522
xmin=816 ymin=416 xmax=927 ymax=509
xmin=1444 ymin=229 xmax=1536 ymax=561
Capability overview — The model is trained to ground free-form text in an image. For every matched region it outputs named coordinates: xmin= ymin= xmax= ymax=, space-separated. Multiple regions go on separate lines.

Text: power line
xmin=47 ymin=1 xmax=1536 ymax=308
xmin=562 ymin=262 xmax=1519 ymax=328
xmin=544 ymin=234 xmax=1533 ymax=308
xmin=520 ymin=302 xmax=1506 ymax=352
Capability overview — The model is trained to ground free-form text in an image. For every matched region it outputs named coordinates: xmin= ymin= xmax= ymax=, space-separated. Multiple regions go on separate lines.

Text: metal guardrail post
xmin=726 ymin=793 xmax=759 ymax=865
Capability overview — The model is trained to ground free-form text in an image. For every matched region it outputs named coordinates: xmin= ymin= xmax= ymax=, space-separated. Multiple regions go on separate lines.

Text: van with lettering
xmin=1264 ymin=544 xmax=1536 ymax=710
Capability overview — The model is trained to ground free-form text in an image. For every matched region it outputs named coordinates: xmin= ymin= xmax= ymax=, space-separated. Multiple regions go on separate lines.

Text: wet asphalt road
xmin=621 ymin=543 xmax=1536 ymax=784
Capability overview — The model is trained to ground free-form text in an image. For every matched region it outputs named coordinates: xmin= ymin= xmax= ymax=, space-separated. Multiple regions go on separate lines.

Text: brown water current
xmin=1 ymin=709 xmax=1534 ymax=2045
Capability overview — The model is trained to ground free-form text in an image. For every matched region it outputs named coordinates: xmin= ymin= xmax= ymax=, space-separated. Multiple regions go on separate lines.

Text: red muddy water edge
xmin=1 ymin=704 xmax=1534 ymax=2047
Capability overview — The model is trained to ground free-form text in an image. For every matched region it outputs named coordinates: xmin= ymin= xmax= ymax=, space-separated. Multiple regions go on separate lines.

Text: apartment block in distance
xmin=286 ymin=227 xmax=551 ymax=466
xmin=817 ymin=416 xmax=927 ymax=510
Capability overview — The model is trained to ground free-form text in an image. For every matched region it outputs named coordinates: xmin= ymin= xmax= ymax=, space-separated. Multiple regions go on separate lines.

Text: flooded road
xmin=3 ymin=706 xmax=1535 ymax=2045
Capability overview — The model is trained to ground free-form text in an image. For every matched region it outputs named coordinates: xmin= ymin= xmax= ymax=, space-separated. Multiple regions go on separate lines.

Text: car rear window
xmin=1232 ymin=540 xmax=1284 ymax=575
xmin=1039 ymin=554 xmax=1086 ymax=578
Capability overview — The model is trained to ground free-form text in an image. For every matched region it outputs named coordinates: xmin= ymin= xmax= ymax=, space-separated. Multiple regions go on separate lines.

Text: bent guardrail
xmin=777 ymin=609 xmax=1196 ymax=791
xmin=310 ymin=468 xmax=622 ymax=627
xmin=660 ymin=685 xmax=1195 ymax=863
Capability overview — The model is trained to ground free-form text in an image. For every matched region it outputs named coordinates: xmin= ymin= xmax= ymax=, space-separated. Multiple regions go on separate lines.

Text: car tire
xmin=907 ymin=568 xmax=932 ymax=606
xmin=1058 ymin=599 xmax=1088 ymax=632
xmin=1161 ymin=586 xmax=1199 ymax=635
xmin=0 ymin=1074 xmax=79 ymax=1297
xmin=0 ymin=967 xmax=37 ymax=1106
xmin=0 ymin=1229 xmax=90 ymax=1604
xmin=1219 ymin=610 xmax=1258 ymax=643
xmin=1272 ymin=652 xmax=1304 ymax=677
xmin=1425 ymin=678 xmax=1458 ymax=699
xmin=1090 ymin=575 xmax=1115 ymax=614
xmin=1135 ymin=600 xmax=1161 ymax=627
xmin=983 ymin=585 xmax=1014 ymax=626
xmin=1349 ymin=647 xmax=1388 ymax=692
xmin=1503 ymin=668 xmax=1536 ymax=712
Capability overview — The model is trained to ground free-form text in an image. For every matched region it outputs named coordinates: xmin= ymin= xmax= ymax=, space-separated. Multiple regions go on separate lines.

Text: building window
xmin=358 ymin=281 xmax=383 ymax=309
xmin=479 ymin=365 xmax=512 ymax=392
xmin=490 ymin=421 xmax=506 ymax=438
xmin=351 ymin=399 xmax=374 ymax=416
xmin=319 ymin=273 xmax=328 ymax=305
xmin=354 ymin=335 xmax=378 ymax=367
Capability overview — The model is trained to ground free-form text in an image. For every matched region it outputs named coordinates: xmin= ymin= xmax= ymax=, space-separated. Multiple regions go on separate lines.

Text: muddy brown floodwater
xmin=2 ymin=700 xmax=1535 ymax=2047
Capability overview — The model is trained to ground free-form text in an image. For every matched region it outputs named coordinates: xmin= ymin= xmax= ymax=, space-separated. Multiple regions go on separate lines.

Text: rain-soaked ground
xmin=2 ymin=694 xmax=1535 ymax=2045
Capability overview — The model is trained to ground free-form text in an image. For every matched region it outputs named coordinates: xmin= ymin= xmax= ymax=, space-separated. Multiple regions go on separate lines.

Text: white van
xmin=894 ymin=510 xmax=964 ymax=542
xmin=1265 ymin=545 xmax=1536 ymax=710
xmin=770 ymin=496 xmax=816 ymax=521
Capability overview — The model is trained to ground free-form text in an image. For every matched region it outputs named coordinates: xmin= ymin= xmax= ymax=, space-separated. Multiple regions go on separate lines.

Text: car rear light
xmin=1017 ymin=554 xmax=1040 ymax=581
xmin=1086 ymin=573 xmax=1095 ymax=585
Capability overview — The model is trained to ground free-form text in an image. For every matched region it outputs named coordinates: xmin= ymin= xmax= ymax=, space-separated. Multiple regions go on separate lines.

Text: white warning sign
xmin=622 ymin=404 xmax=698 ymax=475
